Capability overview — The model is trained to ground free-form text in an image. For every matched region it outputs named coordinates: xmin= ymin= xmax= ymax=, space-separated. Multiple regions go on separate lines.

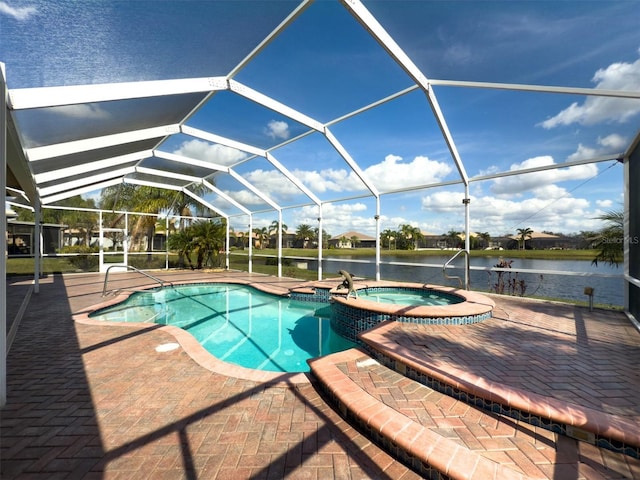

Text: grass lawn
xmin=7 ymin=247 xmax=599 ymax=279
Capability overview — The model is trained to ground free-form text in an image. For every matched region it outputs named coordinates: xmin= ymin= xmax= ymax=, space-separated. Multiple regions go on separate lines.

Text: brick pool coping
xmin=328 ymin=281 xmax=495 ymax=319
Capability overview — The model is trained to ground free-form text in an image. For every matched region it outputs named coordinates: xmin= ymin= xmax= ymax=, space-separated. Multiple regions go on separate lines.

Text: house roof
xmin=509 ymin=231 xmax=560 ymax=240
xmin=331 ymin=231 xmax=376 ymax=241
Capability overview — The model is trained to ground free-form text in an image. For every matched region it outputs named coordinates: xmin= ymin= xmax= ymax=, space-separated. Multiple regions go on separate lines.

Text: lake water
xmin=311 ymin=254 xmax=624 ymax=307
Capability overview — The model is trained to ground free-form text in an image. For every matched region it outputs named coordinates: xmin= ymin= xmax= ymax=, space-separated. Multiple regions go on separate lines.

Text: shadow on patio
xmin=1 ymin=272 xmax=420 ymax=479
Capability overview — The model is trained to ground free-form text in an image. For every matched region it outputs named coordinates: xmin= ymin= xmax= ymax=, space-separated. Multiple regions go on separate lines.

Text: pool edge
xmin=73 ymin=282 xmax=312 ymax=386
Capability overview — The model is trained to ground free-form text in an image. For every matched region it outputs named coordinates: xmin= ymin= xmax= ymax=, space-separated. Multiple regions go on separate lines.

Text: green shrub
xmin=58 ymin=245 xmax=99 ymax=271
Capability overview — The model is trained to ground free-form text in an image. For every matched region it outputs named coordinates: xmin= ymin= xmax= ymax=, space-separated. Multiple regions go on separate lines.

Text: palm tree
xmin=170 ymin=186 xmax=209 ymax=230
xmin=100 ymin=184 xmax=174 ymax=257
xmin=268 ymin=220 xmax=288 ymax=248
xmin=412 ymin=228 xmax=424 ymax=250
xmin=167 ymin=229 xmax=195 ymax=269
xmin=253 ymin=227 xmax=269 ymax=249
xmin=446 ymin=229 xmax=461 ymax=249
xmin=380 ymin=229 xmax=395 ymax=250
xmin=314 ymin=227 xmax=329 ymax=248
xmin=399 ymin=224 xmax=421 ymax=250
xmin=477 ymin=232 xmax=491 ymax=250
xmin=269 ymin=220 xmax=289 ymax=248
xmin=295 ymin=224 xmax=315 ymax=249
xmin=189 ymin=219 xmax=226 ymax=269
xmin=269 ymin=220 xmax=288 ymax=235
xmin=591 ymin=210 xmax=623 ymax=267
xmin=516 ymin=227 xmax=533 ymax=250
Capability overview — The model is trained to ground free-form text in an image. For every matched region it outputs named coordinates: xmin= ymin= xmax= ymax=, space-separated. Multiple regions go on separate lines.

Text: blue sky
xmin=2 ymin=1 xmax=640 ymax=238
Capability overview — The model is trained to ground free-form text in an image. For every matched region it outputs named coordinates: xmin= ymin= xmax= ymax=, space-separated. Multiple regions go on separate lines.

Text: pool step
xmin=308 ymin=348 xmax=640 ymax=479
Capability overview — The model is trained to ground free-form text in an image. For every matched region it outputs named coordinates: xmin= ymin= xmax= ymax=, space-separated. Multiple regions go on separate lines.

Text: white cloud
xmin=598 ymin=133 xmax=627 ymax=150
xmin=224 ymin=188 xmax=267 ymax=207
xmin=363 ymin=154 xmax=452 ymax=192
xmin=292 ymin=202 xmax=374 ymax=237
xmin=0 ymin=2 xmax=36 ymax=21
xmin=421 ymin=189 xmax=595 ymax=234
xmin=174 ymin=139 xmax=247 ymax=165
xmin=421 ymin=191 xmax=466 ymax=214
xmin=490 ymin=156 xmax=597 ymax=196
xmin=265 ymin=120 xmax=290 ymax=140
xmin=239 ymin=153 xmax=452 ymax=200
xmin=567 ymin=134 xmax=627 ymax=162
xmin=540 ymin=54 xmax=640 ymax=128
xmin=293 ymin=168 xmax=357 ymax=193
xmin=567 ymin=144 xmax=599 ymax=162
xmin=243 ymin=169 xmax=304 ymax=201
xmin=444 ymin=44 xmax=475 ymax=66
xmin=596 ymin=199 xmax=613 ymax=208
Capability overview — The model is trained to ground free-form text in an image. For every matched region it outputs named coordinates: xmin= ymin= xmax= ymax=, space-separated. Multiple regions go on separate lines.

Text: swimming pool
xmin=89 ymin=283 xmax=357 ymax=373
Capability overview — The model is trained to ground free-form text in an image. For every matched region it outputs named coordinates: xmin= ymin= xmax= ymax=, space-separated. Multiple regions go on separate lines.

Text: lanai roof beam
xmin=8 ymin=77 xmax=228 ymax=110
xmin=34 ymin=151 xmax=153 ymax=184
xmin=41 ymin=178 xmax=124 ymax=205
xmin=201 ymin=179 xmax=252 ymax=216
xmin=342 ymin=0 xmax=469 ymax=186
xmin=38 ymin=167 xmax=136 ymax=198
xmin=25 ymin=125 xmax=179 ymax=162
xmin=428 ymin=79 xmax=640 ymax=99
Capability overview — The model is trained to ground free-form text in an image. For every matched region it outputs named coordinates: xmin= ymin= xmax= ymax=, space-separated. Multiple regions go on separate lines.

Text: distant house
xmin=229 ymin=229 xmax=298 ymax=249
xmin=268 ymin=230 xmax=297 ymax=249
xmin=7 ymin=220 xmax=66 ymax=256
xmin=418 ymin=231 xmax=444 ymax=249
xmin=328 ymin=231 xmax=376 ymax=249
xmin=506 ymin=231 xmax=578 ymax=250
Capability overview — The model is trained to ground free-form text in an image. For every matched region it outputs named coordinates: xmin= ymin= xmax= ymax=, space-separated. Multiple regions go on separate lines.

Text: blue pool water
xmin=89 ymin=283 xmax=357 ymax=373
xmin=357 ymin=287 xmax=463 ymax=306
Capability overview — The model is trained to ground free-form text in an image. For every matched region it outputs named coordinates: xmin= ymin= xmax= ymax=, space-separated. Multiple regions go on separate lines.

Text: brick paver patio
xmin=2 ymin=269 xmax=640 ymax=478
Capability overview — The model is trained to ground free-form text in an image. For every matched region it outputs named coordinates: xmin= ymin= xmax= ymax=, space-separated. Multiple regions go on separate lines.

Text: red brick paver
xmin=334 ymin=351 xmax=640 ymax=478
xmin=3 ymin=270 xmax=640 ymax=479
xmin=2 ymin=271 xmax=420 ymax=479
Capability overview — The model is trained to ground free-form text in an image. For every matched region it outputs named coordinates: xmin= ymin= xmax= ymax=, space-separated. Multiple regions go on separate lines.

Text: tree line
xmin=13 ymin=185 xmax=623 ymax=268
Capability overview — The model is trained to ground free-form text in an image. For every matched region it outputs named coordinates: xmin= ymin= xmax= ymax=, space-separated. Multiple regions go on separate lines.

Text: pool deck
xmin=2 ymin=269 xmax=640 ymax=479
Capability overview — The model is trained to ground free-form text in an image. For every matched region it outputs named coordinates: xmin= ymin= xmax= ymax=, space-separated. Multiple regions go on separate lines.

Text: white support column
xmin=277 ymin=210 xmax=283 ymax=278
xmin=248 ymin=216 xmax=253 ymax=274
xmin=463 ymin=185 xmax=471 ymax=290
xmin=624 ymin=155 xmax=630 ymax=312
xmin=165 ymin=216 xmax=169 ymax=270
xmin=317 ymin=205 xmax=323 ymax=281
xmin=375 ymin=197 xmax=381 ymax=281
xmin=1 ymin=62 xmax=7 ymax=407
xmin=123 ymin=213 xmax=129 ymax=267
xmin=98 ymin=211 xmax=104 ymax=271
xmin=225 ymin=221 xmax=230 ymax=270
xmin=34 ymin=198 xmax=41 ymax=293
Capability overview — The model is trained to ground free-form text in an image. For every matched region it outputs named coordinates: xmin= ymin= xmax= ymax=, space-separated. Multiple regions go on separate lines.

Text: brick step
xmin=360 ymin=320 xmax=640 ymax=459
xmin=308 ymin=348 xmax=640 ymax=479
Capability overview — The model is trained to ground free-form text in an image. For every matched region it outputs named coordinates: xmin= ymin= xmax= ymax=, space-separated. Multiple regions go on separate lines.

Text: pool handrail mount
xmin=102 ymin=265 xmax=174 ymax=296
xmin=442 ymin=249 xmax=470 ymax=290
